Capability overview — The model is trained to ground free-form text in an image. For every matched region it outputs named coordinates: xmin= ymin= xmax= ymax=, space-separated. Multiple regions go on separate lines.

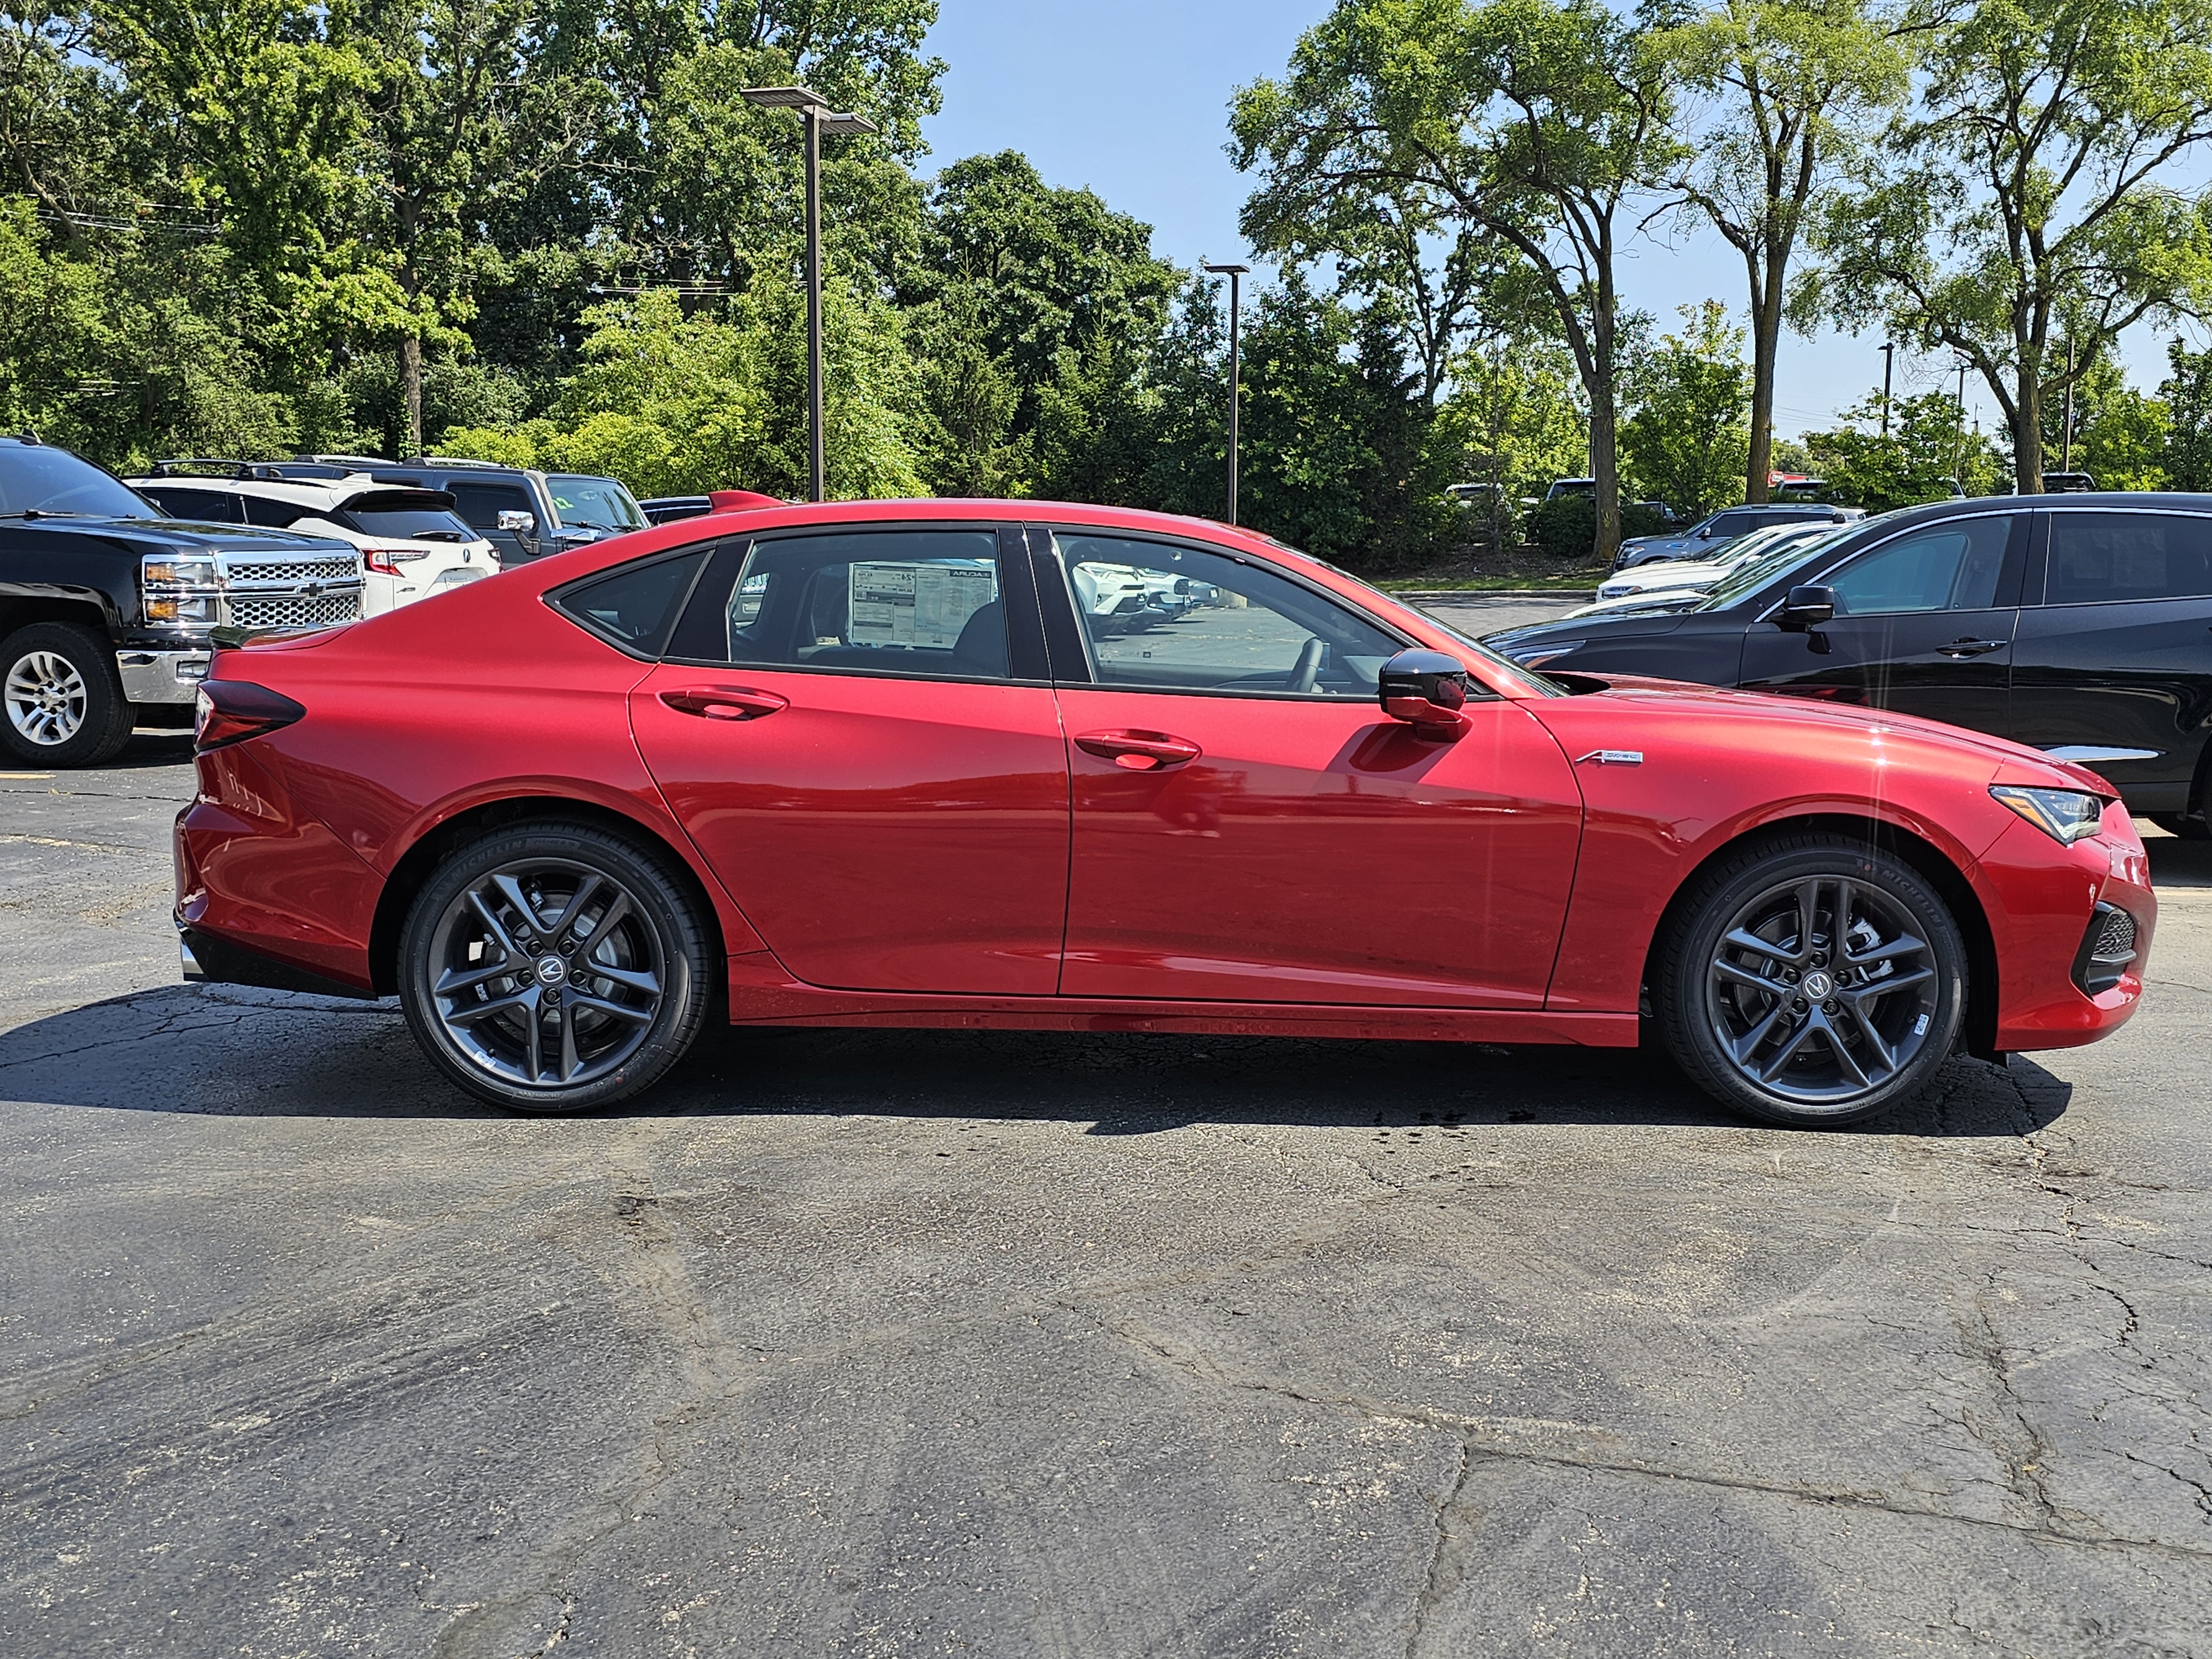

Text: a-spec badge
xmin=1574 ymin=749 xmax=1645 ymax=766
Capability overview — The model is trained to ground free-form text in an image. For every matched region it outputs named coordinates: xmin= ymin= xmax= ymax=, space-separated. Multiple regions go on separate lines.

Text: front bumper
xmin=116 ymin=649 xmax=211 ymax=705
xmin=1981 ymin=804 xmax=2157 ymax=1052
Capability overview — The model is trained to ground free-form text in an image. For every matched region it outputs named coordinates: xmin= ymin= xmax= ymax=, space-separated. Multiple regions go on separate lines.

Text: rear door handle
xmin=1074 ymin=729 xmax=1203 ymax=770
xmin=1936 ymin=639 xmax=2008 ymax=659
xmin=659 ymin=687 xmax=790 ymax=722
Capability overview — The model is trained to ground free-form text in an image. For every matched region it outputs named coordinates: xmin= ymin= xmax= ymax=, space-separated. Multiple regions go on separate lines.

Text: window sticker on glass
xmin=848 ymin=561 xmax=997 ymax=648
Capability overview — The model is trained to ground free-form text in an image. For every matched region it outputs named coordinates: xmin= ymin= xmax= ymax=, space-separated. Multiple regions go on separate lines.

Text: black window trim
xmin=2026 ymin=503 xmax=2212 ymax=608
xmin=1022 ymin=519 xmax=1437 ymax=705
xmin=1754 ymin=508 xmax=2029 ymax=624
xmin=654 ymin=518 xmax=1051 ymax=688
xmin=544 ymin=540 xmax=721 ymax=660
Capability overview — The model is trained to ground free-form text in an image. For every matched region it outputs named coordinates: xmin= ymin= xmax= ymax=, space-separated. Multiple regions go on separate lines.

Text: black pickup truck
xmin=0 ymin=435 xmax=364 ymax=766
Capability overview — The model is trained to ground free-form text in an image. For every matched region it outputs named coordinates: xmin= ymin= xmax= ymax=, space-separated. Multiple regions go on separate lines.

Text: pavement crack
xmin=1405 ymin=1433 xmax=1473 ymax=1658
xmin=1955 ymin=1286 xmax=2067 ymax=1531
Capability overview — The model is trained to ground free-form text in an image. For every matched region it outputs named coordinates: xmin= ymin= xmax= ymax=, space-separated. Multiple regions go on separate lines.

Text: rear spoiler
xmin=708 ymin=490 xmax=785 ymax=514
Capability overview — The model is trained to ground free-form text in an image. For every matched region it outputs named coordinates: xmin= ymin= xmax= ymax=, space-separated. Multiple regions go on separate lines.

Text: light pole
xmin=741 ymin=86 xmax=878 ymax=502
xmin=1202 ymin=260 xmax=1250 ymax=525
xmin=1954 ymin=354 xmax=1970 ymax=492
xmin=1880 ymin=341 xmax=1895 ymax=439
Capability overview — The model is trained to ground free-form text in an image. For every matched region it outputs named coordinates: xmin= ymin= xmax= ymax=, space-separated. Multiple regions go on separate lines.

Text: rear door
xmin=627 ymin=524 xmax=1072 ymax=995
xmin=1738 ymin=511 xmax=2025 ymax=737
xmin=1036 ymin=530 xmax=1583 ymax=1009
xmin=2011 ymin=508 xmax=2212 ymax=811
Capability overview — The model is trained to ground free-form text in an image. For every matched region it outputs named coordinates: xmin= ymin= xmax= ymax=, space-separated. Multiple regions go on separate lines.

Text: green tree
xmin=1812 ymin=0 xmax=2212 ymax=493
xmin=1434 ymin=343 xmax=1589 ymax=547
xmin=1620 ymin=300 xmax=1751 ymax=518
xmin=2160 ymin=337 xmax=2212 ymax=488
xmin=1234 ymin=0 xmax=1682 ymax=564
xmin=1798 ymin=389 xmax=2003 ymax=507
xmin=2043 ymin=351 xmax=2168 ymax=486
xmin=1649 ymin=0 xmax=1910 ymax=501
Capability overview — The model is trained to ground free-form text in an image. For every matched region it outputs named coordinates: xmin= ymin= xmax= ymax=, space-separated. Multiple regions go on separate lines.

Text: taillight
xmin=363 ymin=547 xmax=429 ymax=576
xmin=194 ymin=680 xmax=306 ymax=752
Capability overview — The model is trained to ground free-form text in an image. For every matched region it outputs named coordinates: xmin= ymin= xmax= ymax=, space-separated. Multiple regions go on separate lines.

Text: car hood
xmin=1609 ymin=558 xmax=1731 ymax=588
xmin=13 ymin=514 xmax=355 ymax=555
xmin=1485 ymin=608 xmax=1693 ymax=652
xmin=1536 ymin=670 xmax=2117 ymax=794
xmin=1566 ymin=589 xmax=1710 ymax=619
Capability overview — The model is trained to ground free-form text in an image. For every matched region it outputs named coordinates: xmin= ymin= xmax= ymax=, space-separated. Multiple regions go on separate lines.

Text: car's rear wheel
xmin=1 ymin=622 xmax=134 ymax=767
xmin=398 ymin=822 xmax=712 ymax=1113
xmin=1656 ymin=836 xmax=1965 ymax=1128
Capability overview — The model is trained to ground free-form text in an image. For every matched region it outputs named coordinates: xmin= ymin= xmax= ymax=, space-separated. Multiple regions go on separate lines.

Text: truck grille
xmin=227 ymin=556 xmax=359 ymax=585
xmin=228 ymin=592 xmax=362 ymax=629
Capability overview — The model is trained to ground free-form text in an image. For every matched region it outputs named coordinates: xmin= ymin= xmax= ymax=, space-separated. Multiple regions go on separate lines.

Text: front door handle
xmin=1936 ymin=639 xmax=2008 ymax=659
xmin=1074 ymin=729 xmax=1203 ymax=771
xmin=659 ymin=686 xmax=790 ymax=722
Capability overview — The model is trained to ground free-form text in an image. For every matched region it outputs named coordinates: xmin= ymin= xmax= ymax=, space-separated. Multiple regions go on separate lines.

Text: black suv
xmin=1485 ymin=494 xmax=2212 ymax=832
xmin=305 ymin=456 xmax=648 ymax=566
xmin=0 ymin=436 xmax=362 ymax=765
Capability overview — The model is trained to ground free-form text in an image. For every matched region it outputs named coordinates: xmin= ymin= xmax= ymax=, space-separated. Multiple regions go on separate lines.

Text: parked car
xmin=175 ymin=498 xmax=2150 ymax=1128
xmin=0 ymin=435 xmax=361 ymax=765
xmin=1615 ymin=503 xmax=1863 ymax=570
xmin=2043 ymin=471 xmax=2097 ymax=493
xmin=1545 ymin=477 xmax=1595 ymax=501
xmin=300 ymin=456 xmax=648 ymax=567
xmin=1486 ymin=493 xmax=2212 ymax=834
xmin=1589 ymin=520 xmax=1846 ymax=604
xmin=129 ymin=463 xmax=491 ymax=615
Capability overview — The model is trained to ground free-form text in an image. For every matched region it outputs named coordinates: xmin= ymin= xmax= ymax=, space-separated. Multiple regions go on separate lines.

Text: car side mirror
xmin=496 ymin=509 xmax=536 ymax=534
xmin=1378 ymin=649 xmax=1471 ymax=740
xmin=1777 ymin=585 xmax=1836 ymax=630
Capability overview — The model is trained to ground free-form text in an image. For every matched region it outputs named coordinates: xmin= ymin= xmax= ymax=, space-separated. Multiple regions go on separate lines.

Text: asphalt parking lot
xmin=4 ymin=698 xmax=2210 ymax=1655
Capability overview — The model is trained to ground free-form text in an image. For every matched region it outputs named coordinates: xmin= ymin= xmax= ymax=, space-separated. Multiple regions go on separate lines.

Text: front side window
xmin=1050 ymin=534 xmax=1402 ymax=698
xmin=1828 ymin=517 xmax=2015 ymax=615
xmin=2043 ymin=512 xmax=2212 ymax=604
xmin=670 ymin=530 xmax=1011 ymax=680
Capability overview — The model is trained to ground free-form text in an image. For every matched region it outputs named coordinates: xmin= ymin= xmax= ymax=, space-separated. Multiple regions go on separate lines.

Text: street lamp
xmin=1202 ymin=260 xmax=1251 ymax=526
xmin=742 ymin=86 xmax=879 ymax=503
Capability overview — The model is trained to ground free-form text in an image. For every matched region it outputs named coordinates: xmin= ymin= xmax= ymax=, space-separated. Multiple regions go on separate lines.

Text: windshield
xmin=547 ymin=475 xmax=646 ymax=532
xmin=1692 ymin=521 xmax=1869 ymax=610
xmin=0 ymin=445 xmax=155 ymax=519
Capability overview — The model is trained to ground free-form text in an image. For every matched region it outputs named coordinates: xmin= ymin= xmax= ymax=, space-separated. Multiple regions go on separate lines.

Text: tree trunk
xmin=1590 ymin=377 xmax=1622 ymax=566
xmin=1746 ymin=258 xmax=1785 ymax=505
xmin=399 ymin=334 xmax=424 ymax=460
xmin=2013 ymin=367 xmax=2043 ymax=494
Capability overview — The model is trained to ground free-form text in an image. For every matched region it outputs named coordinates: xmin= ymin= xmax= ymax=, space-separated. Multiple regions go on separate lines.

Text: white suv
xmin=129 ymin=463 xmax=494 ymax=615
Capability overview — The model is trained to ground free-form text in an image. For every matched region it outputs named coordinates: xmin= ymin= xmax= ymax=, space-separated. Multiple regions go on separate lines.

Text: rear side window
xmin=552 ymin=551 xmax=709 ymax=655
xmin=450 ymin=481 xmax=533 ymax=529
xmin=241 ymin=494 xmax=306 ymax=528
xmin=2043 ymin=513 xmax=2212 ymax=604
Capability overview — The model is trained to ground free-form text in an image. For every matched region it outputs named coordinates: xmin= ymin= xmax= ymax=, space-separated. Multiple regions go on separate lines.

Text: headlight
xmin=143 ymin=556 xmax=217 ymax=587
xmin=1990 ymin=785 xmax=2106 ymax=845
xmin=145 ymin=594 xmax=217 ymax=623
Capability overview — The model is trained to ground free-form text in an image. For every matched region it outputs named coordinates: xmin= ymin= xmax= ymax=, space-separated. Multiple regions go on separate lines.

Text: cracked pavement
xmin=1 ymin=734 xmax=2208 ymax=1657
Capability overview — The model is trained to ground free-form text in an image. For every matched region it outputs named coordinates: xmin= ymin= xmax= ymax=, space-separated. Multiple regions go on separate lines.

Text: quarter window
xmin=1049 ymin=534 xmax=1401 ymax=698
xmin=1829 ymin=518 xmax=2015 ymax=615
xmin=553 ymin=551 xmax=708 ymax=655
xmin=2043 ymin=513 xmax=2212 ymax=604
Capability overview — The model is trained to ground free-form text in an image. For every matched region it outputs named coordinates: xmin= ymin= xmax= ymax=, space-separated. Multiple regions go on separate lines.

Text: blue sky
xmin=917 ymin=0 xmax=2188 ymax=440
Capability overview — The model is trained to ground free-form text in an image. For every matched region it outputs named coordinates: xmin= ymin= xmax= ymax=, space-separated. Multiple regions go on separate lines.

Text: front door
xmin=1037 ymin=531 xmax=1584 ymax=1008
xmin=1739 ymin=511 xmax=2025 ymax=738
xmin=629 ymin=525 xmax=1070 ymax=995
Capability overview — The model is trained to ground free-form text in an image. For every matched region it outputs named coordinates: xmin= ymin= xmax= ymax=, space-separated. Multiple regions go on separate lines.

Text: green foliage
xmin=1797 ymin=391 xmax=2004 ymax=508
xmin=1433 ymin=344 xmax=1588 ymax=544
xmin=1810 ymin=0 xmax=2212 ymax=491
xmin=1619 ymin=301 xmax=1749 ymax=519
xmin=1527 ymin=494 xmax=1596 ymax=561
xmin=2161 ymin=338 xmax=2212 ymax=491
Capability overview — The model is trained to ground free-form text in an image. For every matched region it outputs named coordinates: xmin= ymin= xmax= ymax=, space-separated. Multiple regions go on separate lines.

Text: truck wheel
xmin=1655 ymin=834 xmax=1966 ymax=1128
xmin=1 ymin=622 xmax=135 ymax=766
xmin=397 ymin=821 xmax=714 ymax=1113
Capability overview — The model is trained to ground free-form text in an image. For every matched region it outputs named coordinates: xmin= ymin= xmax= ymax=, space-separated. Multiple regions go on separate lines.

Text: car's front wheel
xmin=1656 ymin=835 xmax=1966 ymax=1128
xmin=398 ymin=822 xmax=713 ymax=1113
xmin=1 ymin=621 xmax=134 ymax=766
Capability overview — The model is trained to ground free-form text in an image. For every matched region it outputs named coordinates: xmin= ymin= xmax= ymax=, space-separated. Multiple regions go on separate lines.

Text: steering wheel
xmin=1287 ymin=636 xmax=1324 ymax=694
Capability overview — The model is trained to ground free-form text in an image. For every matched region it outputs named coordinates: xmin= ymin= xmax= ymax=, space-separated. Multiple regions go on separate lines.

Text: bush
xmin=1527 ymin=494 xmax=1595 ymax=561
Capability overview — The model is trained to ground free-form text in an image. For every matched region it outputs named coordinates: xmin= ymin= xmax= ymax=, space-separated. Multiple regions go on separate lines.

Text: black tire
xmin=2147 ymin=812 xmax=2209 ymax=841
xmin=1656 ymin=834 xmax=1966 ymax=1128
xmin=398 ymin=821 xmax=713 ymax=1113
xmin=1 ymin=621 xmax=134 ymax=767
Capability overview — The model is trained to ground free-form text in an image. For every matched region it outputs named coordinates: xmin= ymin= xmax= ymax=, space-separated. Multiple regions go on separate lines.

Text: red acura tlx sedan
xmin=174 ymin=499 xmax=2155 ymax=1127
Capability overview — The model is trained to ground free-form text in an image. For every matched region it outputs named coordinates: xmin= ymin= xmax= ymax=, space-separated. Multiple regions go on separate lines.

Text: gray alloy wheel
xmin=1658 ymin=836 xmax=1965 ymax=1127
xmin=398 ymin=823 xmax=712 ymax=1113
xmin=0 ymin=621 xmax=134 ymax=767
